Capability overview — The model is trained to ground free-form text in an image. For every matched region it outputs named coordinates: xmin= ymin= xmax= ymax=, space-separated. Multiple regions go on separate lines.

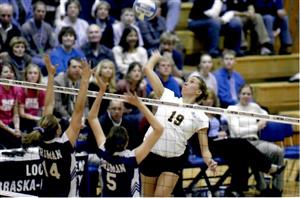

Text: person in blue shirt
xmin=214 ymin=49 xmax=245 ymax=108
xmin=50 ymin=26 xmax=85 ymax=75
xmin=87 ymin=75 xmax=164 ymax=197
xmin=146 ymin=55 xmax=181 ymax=98
xmin=253 ymin=0 xmax=292 ymax=55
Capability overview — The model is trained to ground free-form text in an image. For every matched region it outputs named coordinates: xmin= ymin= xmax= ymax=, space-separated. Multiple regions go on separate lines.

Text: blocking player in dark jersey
xmin=87 ymin=75 xmax=164 ymax=197
xmin=22 ymin=54 xmax=91 ymax=196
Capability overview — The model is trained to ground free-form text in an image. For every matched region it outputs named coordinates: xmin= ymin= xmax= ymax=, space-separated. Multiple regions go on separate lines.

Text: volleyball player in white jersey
xmin=23 ymin=55 xmax=91 ymax=196
xmin=141 ymin=51 xmax=218 ymax=196
xmin=87 ymin=75 xmax=164 ymax=197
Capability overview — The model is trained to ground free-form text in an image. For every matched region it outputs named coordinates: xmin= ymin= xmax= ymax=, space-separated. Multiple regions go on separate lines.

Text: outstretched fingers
xmin=94 ymin=73 xmax=108 ymax=93
xmin=80 ymin=59 xmax=92 ymax=80
xmin=44 ymin=54 xmax=56 ymax=76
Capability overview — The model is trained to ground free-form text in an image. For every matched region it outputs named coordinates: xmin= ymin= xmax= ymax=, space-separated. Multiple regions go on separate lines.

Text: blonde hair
xmin=24 ymin=63 xmax=42 ymax=83
xmin=9 ymin=36 xmax=28 ymax=49
xmin=206 ymin=88 xmax=220 ymax=107
xmin=94 ymin=59 xmax=116 ymax=93
xmin=160 ymin=32 xmax=176 ymax=45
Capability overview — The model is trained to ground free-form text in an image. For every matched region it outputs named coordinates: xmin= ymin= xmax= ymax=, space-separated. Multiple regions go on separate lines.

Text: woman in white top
xmin=227 ymin=84 xmax=284 ymax=194
xmin=141 ymin=51 xmax=217 ymax=197
xmin=112 ymin=26 xmax=148 ymax=77
xmin=189 ymin=53 xmax=218 ymax=95
xmin=55 ymin=0 xmax=89 ymax=48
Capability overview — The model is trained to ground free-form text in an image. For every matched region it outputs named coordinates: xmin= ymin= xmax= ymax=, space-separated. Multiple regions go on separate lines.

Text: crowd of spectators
xmin=0 ymin=0 xmax=293 ymax=196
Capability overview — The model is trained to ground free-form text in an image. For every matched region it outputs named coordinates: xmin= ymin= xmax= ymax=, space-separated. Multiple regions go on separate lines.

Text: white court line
xmin=0 ymin=78 xmax=299 ymax=125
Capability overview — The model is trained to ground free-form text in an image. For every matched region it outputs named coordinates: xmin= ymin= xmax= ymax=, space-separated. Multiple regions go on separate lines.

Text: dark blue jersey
xmin=97 ymin=145 xmax=141 ymax=197
xmin=39 ymin=133 xmax=77 ymax=197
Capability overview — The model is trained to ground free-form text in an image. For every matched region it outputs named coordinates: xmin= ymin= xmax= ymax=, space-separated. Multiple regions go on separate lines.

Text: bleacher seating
xmin=279 ymin=111 xmax=300 ymax=146
xmin=250 ymin=82 xmax=299 ymax=114
xmin=183 ymin=54 xmax=299 ymax=82
xmin=176 ymin=2 xmax=299 ymax=55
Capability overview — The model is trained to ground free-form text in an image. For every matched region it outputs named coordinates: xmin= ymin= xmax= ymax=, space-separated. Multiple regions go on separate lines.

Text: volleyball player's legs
xmin=141 ymin=174 xmax=157 ymax=196
xmin=155 ymin=172 xmax=179 ymax=197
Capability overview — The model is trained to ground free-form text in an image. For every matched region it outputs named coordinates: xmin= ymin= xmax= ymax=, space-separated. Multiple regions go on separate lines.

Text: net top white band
xmin=0 ymin=78 xmax=299 ymax=126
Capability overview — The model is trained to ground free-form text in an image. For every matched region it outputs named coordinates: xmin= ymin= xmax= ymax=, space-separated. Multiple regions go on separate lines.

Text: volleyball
xmin=133 ymin=0 xmax=158 ymax=21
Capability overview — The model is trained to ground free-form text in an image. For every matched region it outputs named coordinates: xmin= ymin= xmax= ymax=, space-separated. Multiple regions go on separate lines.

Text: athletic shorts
xmin=139 ymin=151 xmax=188 ymax=177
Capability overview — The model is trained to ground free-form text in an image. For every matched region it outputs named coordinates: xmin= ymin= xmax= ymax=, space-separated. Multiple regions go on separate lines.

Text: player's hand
xmin=94 ymin=73 xmax=108 ymax=95
xmin=44 ymin=54 xmax=56 ymax=76
xmin=121 ymin=91 xmax=141 ymax=107
xmin=207 ymin=159 xmax=218 ymax=173
xmin=149 ymin=50 xmax=162 ymax=65
xmin=80 ymin=60 xmax=92 ymax=81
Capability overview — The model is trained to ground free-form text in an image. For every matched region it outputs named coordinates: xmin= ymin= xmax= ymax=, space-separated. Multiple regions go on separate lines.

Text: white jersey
xmin=145 ymin=88 xmax=209 ymax=157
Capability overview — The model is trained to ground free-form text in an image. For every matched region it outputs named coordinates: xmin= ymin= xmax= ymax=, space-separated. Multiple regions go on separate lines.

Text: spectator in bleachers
xmin=32 ymin=0 xmax=60 ymax=27
xmin=188 ymin=0 xmax=243 ymax=57
xmin=92 ymin=0 xmax=135 ymax=21
xmin=55 ymin=0 xmax=89 ymax=48
xmin=146 ymin=55 xmax=181 ymax=97
xmin=191 ymin=88 xmax=286 ymax=196
xmin=0 ymin=0 xmax=33 ymax=27
xmin=189 ymin=53 xmax=218 ymax=95
xmin=112 ymin=8 xmax=144 ymax=47
xmin=50 ymin=26 xmax=85 ymax=74
xmin=117 ymin=61 xmax=146 ymax=118
xmin=112 ymin=26 xmax=148 ymax=77
xmin=159 ymin=32 xmax=184 ymax=82
xmin=81 ymin=24 xmax=115 ymax=69
xmin=88 ymin=59 xmax=116 ymax=117
xmin=226 ymin=84 xmax=285 ymax=196
xmin=0 ymin=36 xmax=31 ymax=80
xmin=0 ymin=3 xmax=22 ymax=52
xmin=137 ymin=0 xmax=166 ymax=51
xmin=19 ymin=63 xmax=45 ymax=133
xmin=223 ymin=0 xmax=273 ymax=55
xmin=253 ymin=0 xmax=292 ymax=55
xmin=22 ymin=1 xmax=55 ymax=75
xmin=86 ymin=100 xmax=140 ymax=153
xmin=160 ymin=0 xmax=181 ymax=33
xmin=92 ymin=1 xmax=115 ymax=49
xmin=53 ymin=57 xmax=84 ymax=122
xmin=0 ymin=63 xmax=21 ymax=149
xmin=214 ymin=50 xmax=245 ymax=108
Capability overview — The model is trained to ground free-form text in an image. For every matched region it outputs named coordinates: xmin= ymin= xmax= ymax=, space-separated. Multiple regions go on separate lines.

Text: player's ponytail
xmin=38 ymin=115 xmax=60 ymax=141
xmin=22 ymin=129 xmax=42 ymax=146
xmin=105 ymin=126 xmax=129 ymax=154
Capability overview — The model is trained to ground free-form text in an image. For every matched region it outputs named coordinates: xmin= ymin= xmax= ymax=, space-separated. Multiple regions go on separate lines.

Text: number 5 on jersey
xmin=106 ymin=172 xmax=117 ymax=191
xmin=168 ymin=111 xmax=184 ymax=126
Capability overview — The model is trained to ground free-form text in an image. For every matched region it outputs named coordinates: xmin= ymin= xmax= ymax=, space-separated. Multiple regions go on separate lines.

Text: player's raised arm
xmin=87 ymin=75 xmax=107 ymax=147
xmin=66 ymin=60 xmax=91 ymax=146
xmin=122 ymin=93 xmax=164 ymax=164
xmin=143 ymin=51 xmax=164 ymax=98
xmin=43 ymin=54 xmax=56 ymax=116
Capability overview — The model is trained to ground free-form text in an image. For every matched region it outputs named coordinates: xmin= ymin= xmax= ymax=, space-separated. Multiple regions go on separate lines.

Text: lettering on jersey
xmin=0 ymin=99 xmax=14 ymax=111
xmin=76 ymin=158 xmax=86 ymax=183
xmin=0 ymin=179 xmax=42 ymax=192
xmin=39 ymin=148 xmax=63 ymax=160
xmin=100 ymin=158 xmax=126 ymax=173
xmin=25 ymin=98 xmax=39 ymax=109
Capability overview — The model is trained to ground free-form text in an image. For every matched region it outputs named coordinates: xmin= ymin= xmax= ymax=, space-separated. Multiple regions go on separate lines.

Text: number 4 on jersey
xmin=42 ymin=161 xmax=61 ymax=179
